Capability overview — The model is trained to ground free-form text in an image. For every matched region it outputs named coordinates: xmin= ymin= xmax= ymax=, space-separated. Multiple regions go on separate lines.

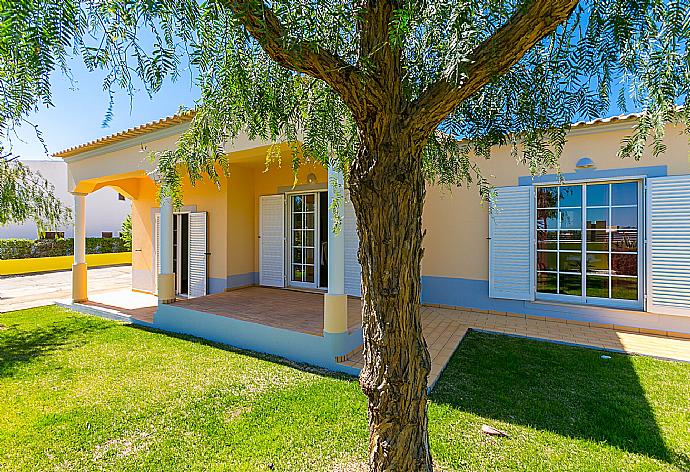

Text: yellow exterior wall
xmin=251 ymin=161 xmax=328 ymax=273
xmin=421 ymin=123 xmax=690 ymax=281
xmin=226 ymin=164 xmax=256 ymax=279
xmin=63 ymin=126 xmax=326 ymax=293
xmin=182 ymin=173 xmax=228 ymax=282
xmin=128 ymin=170 xmax=228 ymax=292
xmin=0 ymin=252 xmax=132 ymax=276
xmin=131 ymin=178 xmax=158 ymax=277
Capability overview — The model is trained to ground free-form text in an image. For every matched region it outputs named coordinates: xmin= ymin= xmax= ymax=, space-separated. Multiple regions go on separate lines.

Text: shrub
xmin=0 ymin=239 xmax=34 ymax=259
xmin=120 ymin=215 xmax=132 ymax=251
xmin=0 ymin=237 xmax=128 ymax=260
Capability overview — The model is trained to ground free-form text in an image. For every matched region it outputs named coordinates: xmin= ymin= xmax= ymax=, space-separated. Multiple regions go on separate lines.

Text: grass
xmin=1 ymin=306 xmax=688 ymax=471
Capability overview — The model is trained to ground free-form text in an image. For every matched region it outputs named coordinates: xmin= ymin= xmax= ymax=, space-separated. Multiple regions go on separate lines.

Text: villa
xmin=54 ymin=112 xmax=690 ymax=374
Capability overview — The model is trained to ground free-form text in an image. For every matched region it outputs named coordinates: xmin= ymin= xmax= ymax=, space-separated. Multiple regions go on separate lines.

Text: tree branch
xmin=405 ymin=0 xmax=580 ymax=140
xmin=220 ymin=0 xmax=370 ymax=114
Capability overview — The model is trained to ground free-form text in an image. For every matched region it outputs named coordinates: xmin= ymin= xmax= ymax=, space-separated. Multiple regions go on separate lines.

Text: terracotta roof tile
xmin=53 ymin=110 xmax=195 ymax=158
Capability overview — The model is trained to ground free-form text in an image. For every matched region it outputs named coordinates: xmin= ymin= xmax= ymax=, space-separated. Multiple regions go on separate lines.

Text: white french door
xmin=289 ymin=192 xmax=320 ymax=288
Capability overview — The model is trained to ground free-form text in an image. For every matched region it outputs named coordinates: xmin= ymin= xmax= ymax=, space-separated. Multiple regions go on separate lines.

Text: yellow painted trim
xmin=324 ymin=293 xmax=348 ymax=334
xmin=0 ymin=252 xmax=132 ymax=276
xmin=132 ymin=288 xmax=155 ymax=295
xmin=157 ymin=273 xmax=175 ymax=303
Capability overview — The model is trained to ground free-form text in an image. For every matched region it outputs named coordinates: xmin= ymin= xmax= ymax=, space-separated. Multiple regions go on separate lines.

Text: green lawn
xmin=1 ymin=306 xmax=688 ymax=471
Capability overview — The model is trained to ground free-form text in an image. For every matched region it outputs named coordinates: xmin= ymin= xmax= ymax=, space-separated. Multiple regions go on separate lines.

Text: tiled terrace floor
xmin=340 ymin=305 xmax=690 ymax=387
xmin=173 ymin=287 xmax=362 ymax=336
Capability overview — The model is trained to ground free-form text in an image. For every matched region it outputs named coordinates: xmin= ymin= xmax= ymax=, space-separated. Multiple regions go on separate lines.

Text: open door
xmin=188 ymin=211 xmax=207 ymax=298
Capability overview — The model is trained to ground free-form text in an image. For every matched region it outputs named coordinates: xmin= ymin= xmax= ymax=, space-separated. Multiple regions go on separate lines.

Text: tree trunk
xmin=349 ymin=132 xmax=432 ymax=471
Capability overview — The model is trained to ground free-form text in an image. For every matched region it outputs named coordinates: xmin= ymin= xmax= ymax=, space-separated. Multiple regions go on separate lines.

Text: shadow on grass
xmin=0 ymin=316 xmax=111 ymax=377
xmin=125 ymin=324 xmax=359 ymax=383
xmin=431 ymin=330 xmax=688 ymax=469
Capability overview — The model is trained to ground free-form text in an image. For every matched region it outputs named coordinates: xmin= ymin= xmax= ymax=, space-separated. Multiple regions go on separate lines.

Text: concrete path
xmin=0 ymin=265 xmax=131 ymax=312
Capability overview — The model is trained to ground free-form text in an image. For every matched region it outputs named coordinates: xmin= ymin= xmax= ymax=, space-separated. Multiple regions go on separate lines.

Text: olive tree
xmin=1 ymin=0 xmax=688 ymax=469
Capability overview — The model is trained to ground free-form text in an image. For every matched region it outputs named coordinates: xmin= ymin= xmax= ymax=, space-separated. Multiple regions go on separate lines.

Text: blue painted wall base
xmin=421 ymin=275 xmax=690 ymax=334
xmin=207 ymin=272 xmax=260 ymax=294
xmin=154 ymin=302 xmax=362 ymax=375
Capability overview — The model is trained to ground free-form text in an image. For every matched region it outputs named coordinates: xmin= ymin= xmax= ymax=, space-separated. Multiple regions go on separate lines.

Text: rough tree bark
xmin=350 ymin=133 xmax=430 ymax=470
xmin=348 ymin=1 xmax=434 ymax=467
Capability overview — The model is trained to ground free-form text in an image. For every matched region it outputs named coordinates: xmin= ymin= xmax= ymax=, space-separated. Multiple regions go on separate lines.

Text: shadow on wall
xmin=431 ymin=331 xmax=688 ymax=470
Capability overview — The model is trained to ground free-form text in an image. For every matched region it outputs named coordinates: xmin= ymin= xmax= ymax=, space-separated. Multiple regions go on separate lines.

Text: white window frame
xmin=533 ymin=176 xmax=645 ymax=310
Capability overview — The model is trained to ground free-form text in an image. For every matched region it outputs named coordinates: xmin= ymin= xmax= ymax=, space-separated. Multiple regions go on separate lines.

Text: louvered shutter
xmin=259 ymin=194 xmax=285 ymax=287
xmin=343 ymin=191 xmax=362 ymax=297
xmin=188 ymin=212 xmax=208 ymax=297
xmin=154 ymin=213 xmax=160 ymax=293
xmin=489 ymin=186 xmax=535 ymax=300
xmin=646 ymin=175 xmax=690 ymax=315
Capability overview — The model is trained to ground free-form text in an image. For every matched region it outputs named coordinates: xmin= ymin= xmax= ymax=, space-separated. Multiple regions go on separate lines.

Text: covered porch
xmin=174 ymin=287 xmax=361 ymax=336
xmin=58 ymin=114 xmax=362 ymax=373
xmin=68 ymin=286 xmax=362 ymax=336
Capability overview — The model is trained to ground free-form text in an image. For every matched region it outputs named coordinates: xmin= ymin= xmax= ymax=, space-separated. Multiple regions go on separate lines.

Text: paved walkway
xmin=340 ymin=305 xmax=690 ymax=387
xmin=0 ymin=266 xmax=132 ymax=312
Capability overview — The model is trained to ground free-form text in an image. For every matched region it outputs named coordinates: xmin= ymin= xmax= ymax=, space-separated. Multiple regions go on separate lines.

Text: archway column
xmin=158 ymin=195 xmax=176 ymax=303
xmin=72 ymin=192 xmax=88 ymax=302
xmin=323 ymin=165 xmax=348 ymax=334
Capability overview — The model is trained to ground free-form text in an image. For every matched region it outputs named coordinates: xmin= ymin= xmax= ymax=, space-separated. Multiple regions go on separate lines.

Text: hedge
xmin=0 ymin=238 xmax=128 ymax=260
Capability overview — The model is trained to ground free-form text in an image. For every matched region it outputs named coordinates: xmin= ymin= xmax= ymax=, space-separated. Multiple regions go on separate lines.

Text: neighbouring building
xmin=54 ymin=111 xmax=690 ymax=373
xmin=0 ymin=160 xmax=131 ymax=240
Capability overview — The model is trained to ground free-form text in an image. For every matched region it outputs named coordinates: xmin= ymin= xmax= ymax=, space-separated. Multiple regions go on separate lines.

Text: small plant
xmin=120 ymin=214 xmax=132 ymax=251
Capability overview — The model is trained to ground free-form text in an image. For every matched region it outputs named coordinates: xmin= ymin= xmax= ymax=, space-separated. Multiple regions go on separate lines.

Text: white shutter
xmin=259 ymin=194 xmax=285 ymax=287
xmin=154 ymin=213 xmax=160 ymax=293
xmin=188 ymin=212 xmax=208 ymax=298
xmin=646 ymin=175 xmax=690 ymax=315
xmin=344 ymin=191 xmax=362 ymax=297
xmin=489 ymin=185 xmax=535 ymax=301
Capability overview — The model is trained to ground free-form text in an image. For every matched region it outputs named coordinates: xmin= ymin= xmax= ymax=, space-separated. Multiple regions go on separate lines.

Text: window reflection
xmin=536 ymin=181 xmax=639 ymax=303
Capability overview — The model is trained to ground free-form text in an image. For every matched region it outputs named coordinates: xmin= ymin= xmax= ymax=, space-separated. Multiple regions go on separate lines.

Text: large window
xmin=536 ymin=181 xmax=641 ymax=306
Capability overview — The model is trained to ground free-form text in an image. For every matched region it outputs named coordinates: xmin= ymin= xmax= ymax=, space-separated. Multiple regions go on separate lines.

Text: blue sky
xmin=11 ymin=59 xmax=200 ymax=161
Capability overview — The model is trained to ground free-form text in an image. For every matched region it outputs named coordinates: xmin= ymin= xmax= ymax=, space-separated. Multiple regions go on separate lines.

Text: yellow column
xmin=72 ymin=193 xmax=88 ymax=302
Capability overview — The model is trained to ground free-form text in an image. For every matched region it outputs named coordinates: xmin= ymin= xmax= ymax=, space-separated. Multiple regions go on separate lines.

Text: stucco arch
xmin=71 ymin=171 xmax=155 ymax=200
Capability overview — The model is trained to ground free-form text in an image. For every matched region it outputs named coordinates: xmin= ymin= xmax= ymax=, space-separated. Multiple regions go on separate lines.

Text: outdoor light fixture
xmin=307 ymin=172 xmax=317 ymax=183
xmin=575 ymin=157 xmax=595 ymax=169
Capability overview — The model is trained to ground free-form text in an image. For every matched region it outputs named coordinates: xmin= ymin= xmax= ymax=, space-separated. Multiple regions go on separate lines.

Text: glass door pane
xmin=290 ymin=193 xmax=317 ymax=286
xmin=585 ymin=182 xmax=639 ymax=302
xmin=536 ymin=185 xmax=582 ymax=297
